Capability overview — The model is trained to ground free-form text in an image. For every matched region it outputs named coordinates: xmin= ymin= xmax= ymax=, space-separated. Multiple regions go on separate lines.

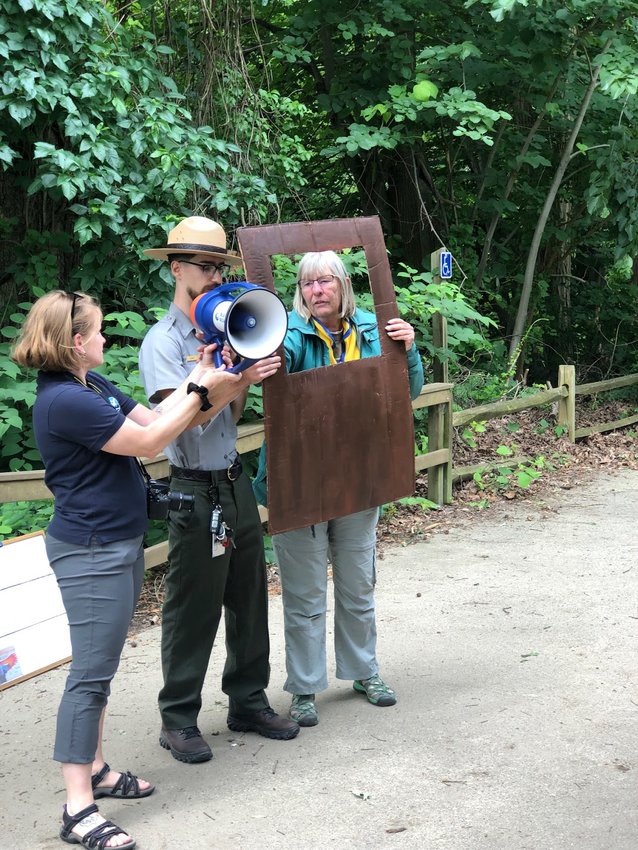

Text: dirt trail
xmin=1 ymin=469 xmax=636 ymax=850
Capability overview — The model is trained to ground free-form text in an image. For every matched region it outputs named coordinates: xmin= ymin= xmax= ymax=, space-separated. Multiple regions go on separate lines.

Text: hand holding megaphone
xmin=190 ymin=282 xmax=288 ymax=374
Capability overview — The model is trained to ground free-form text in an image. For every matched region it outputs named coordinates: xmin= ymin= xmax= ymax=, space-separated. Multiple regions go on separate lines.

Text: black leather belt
xmin=169 ymin=459 xmax=242 ymax=482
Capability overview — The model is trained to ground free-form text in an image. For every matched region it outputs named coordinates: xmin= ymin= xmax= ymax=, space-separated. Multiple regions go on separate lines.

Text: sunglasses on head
xmin=70 ymin=291 xmax=84 ymax=324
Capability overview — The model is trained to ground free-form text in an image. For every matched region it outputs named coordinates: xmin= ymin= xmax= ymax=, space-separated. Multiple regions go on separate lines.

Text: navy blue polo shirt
xmin=34 ymin=370 xmax=148 ymax=545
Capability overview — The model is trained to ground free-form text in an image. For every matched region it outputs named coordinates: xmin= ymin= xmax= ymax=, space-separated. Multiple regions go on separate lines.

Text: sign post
xmin=430 ymin=248 xmax=451 ymax=383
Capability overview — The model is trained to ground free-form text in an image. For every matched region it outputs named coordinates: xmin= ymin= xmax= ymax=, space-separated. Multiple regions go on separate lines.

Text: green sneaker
xmin=289 ymin=694 xmax=319 ymax=727
xmin=353 ymin=674 xmax=397 ymax=706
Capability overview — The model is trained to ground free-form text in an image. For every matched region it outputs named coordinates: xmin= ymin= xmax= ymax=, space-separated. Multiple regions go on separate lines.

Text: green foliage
xmin=382 ymin=494 xmax=440 ymax=520
xmin=249 ymin=0 xmax=638 ymax=379
xmin=0 ymin=0 xmax=288 ymax=481
xmin=242 ymin=384 xmax=264 ymax=422
xmin=263 ymin=533 xmax=276 ymax=566
xmin=0 ymin=500 xmax=53 ymax=539
xmin=454 ymin=369 xmax=520 ymax=408
xmin=461 ymin=421 xmax=486 ymax=448
xmin=535 ymin=418 xmax=563 ymax=436
xmin=396 ymin=495 xmax=439 ymax=510
xmin=0 ymin=299 xmax=37 ymax=471
xmin=394 ymin=264 xmax=495 ymax=364
xmin=414 ymin=430 xmax=429 ymax=456
xmin=471 ymin=456 xmax=545 ymax=494
xmin=0 ymin=0 xmax=279 ymax=315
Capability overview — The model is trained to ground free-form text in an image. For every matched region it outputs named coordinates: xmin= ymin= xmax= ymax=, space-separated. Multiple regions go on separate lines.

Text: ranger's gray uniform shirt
xmin=139 ymin=302 xmax=238 ymax=470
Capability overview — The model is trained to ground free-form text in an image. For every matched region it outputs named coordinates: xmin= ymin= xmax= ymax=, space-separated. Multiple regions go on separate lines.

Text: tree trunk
xmin=508 ymin=40 xmax=611 ymax=364
xmin=474 ymin=71 xmax=562 ymax=292
xmin=351 ymin=147 xmax=439 ymax=269
xmin=556 ymin=199 xmax=573 ymax=354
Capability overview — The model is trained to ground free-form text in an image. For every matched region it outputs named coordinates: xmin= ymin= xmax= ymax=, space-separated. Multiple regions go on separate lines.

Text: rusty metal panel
xmin=237 ymin=216 xmax=415 ymax=534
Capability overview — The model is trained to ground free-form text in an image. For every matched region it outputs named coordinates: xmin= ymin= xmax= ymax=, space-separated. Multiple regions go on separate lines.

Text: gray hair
xmin=292 ymin=250 xmax=356 ymax=321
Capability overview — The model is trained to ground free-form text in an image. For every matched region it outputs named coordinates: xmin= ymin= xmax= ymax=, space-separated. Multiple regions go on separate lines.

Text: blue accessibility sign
xmin=440 ymin=251 xmax=453 ymax=279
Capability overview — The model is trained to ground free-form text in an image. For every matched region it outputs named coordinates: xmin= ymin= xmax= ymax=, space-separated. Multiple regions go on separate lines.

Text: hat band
xmin=167 ymin=242 xmax=228 ymax=254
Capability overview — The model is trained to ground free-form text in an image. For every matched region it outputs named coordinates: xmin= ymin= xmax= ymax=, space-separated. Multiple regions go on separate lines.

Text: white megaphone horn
xmin=190 ymin=282 xmax=288 ymax=373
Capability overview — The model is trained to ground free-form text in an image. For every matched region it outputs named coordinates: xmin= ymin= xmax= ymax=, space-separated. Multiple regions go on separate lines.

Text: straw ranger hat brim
xmin=143 ymin=246 xmax=243 ymax=265
xmin=143 ymin=216 xmax=243 ymax=266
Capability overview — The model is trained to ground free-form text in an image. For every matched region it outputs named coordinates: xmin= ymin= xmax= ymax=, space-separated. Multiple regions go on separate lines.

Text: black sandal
xmin=60 ymin=803 xmax=136 ymax=849
xmin=91 ymin=763 xmax=155 ymax=800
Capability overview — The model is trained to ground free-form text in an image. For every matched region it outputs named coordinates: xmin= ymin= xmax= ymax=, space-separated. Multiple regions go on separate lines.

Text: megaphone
xmin=190 ymin=282 xmax=288 ymax=374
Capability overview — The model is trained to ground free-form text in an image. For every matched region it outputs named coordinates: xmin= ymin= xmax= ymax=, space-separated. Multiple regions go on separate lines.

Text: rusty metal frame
xmin=237 ymin=216 xmax=415 ymax=533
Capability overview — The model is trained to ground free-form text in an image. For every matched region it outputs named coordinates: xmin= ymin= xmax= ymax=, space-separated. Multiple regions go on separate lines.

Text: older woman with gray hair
xmin=253 ymin=250 xmax=424 ymax=727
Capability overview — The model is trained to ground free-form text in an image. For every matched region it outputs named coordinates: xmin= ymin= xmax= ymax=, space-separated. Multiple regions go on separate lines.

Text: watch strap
xmin=187 ymin=381 xmax=213 ymax=411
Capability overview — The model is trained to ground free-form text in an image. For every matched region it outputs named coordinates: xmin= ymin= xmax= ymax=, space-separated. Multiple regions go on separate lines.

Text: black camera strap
xmin=135 ymin=458 xmax=153 ymax=487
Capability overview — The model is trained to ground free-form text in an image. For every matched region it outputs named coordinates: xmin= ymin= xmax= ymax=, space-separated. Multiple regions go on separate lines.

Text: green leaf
xmin=412 ymin=80 xmax=438 ymax=102
xmin=517 ymin=470 xmax=533 ymax=488
xmin=397 ymin=496 xmax=439 ymax=510
xmin=112 ymin=97 xmax=127 ymax=116
xmin=8 ymin=102 xmax=36 ymax=127
xmin=496 ymin=445 xmax=513 ymax=456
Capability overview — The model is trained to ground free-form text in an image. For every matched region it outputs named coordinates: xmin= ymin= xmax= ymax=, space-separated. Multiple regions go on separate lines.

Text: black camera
xmin=146 ymin=480 xmax=195 ymax=520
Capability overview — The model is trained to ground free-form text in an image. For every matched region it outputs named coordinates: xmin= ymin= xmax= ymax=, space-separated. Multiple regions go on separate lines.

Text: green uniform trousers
xmin=159 ymin=470 xmax=271 ymax=729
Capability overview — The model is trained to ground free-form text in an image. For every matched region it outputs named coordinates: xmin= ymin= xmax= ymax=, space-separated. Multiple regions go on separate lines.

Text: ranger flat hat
xmin=144 ymin=216 xmax=243 ymax=265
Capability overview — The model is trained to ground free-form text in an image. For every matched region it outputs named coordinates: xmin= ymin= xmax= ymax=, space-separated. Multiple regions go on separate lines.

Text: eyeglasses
xmin=299 ymin=274 xmax=338 ymax=290
xmin=179 ymin=260 xmax=230 ymax=277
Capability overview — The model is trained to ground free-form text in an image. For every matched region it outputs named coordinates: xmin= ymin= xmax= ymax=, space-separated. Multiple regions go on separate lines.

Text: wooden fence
xmin=0 ymin=384 xmax=454 ymax=569
xmin=1 ymin=363 xmax=636 ymax=570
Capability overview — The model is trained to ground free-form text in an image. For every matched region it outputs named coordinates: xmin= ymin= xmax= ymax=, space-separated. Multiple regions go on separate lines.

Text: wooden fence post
xmin=557 ymin=364 xmax=576 ymax=442
xmin=431 ymin=312 xmax=449 ymax=384
xmin=427 ymin=390 xmax=453 ymax=505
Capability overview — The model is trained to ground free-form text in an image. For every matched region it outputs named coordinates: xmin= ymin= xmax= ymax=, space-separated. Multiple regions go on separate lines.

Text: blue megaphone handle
xmin=201 ymin=336 xmax=257 ymax=373
xmin=228 ymin=357 xmax=258 ymax=375
xmin=209 ymin=344 xmax=258 ymax=374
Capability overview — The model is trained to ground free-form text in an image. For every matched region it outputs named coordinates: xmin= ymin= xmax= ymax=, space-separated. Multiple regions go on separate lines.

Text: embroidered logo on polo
xmin=106 ymin=396 xmax=121 ymax=412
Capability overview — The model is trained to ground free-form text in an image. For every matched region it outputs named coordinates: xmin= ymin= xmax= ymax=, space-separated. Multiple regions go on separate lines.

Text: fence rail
xmin=572 ymin=370 xmax=638 ymax=439
xmin=2 ymin=359 xmax=636 ymax=570
xmin=452 ymin=386 xmax=568 ymax=428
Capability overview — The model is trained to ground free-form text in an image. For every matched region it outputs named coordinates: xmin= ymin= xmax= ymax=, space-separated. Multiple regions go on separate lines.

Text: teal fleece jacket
xmin=252 ymin=307 xmax=425 ymax=507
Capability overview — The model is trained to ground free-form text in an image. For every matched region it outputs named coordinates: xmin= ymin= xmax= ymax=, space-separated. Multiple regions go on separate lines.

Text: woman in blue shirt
xmin=12 ymin=290 xmax=250 ymax=850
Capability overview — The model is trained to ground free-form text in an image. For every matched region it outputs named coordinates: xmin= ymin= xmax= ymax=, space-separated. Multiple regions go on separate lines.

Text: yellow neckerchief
xmin=311 ymin=317 xmax=360 ymax=365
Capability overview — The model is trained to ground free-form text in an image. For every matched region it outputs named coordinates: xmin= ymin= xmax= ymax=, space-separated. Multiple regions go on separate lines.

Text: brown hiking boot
xmin=227 ymin=707 xmax=300 ymax=740
xmin=159 ymin=726 xmax=213 ymax=763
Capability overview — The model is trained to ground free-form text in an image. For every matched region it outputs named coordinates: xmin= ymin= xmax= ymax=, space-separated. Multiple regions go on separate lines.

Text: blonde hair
xmin=12 ymin=290 xmax=101 ymax=372
xmin=293 ymin=251 xmax=356 ymax=321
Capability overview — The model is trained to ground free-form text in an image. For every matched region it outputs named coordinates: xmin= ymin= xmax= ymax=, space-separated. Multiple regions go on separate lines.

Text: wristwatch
xmin=187 ymin=381 xmax=213 ymax=411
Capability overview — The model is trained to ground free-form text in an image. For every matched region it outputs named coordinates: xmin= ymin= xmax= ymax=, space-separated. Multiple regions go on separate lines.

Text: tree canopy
xmin=3 ymin=0 xmax=638 ymax=473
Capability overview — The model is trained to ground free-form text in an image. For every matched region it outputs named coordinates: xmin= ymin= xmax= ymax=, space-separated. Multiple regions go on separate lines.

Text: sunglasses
xmin=70 ymin=291 xmax=84 ymax=325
